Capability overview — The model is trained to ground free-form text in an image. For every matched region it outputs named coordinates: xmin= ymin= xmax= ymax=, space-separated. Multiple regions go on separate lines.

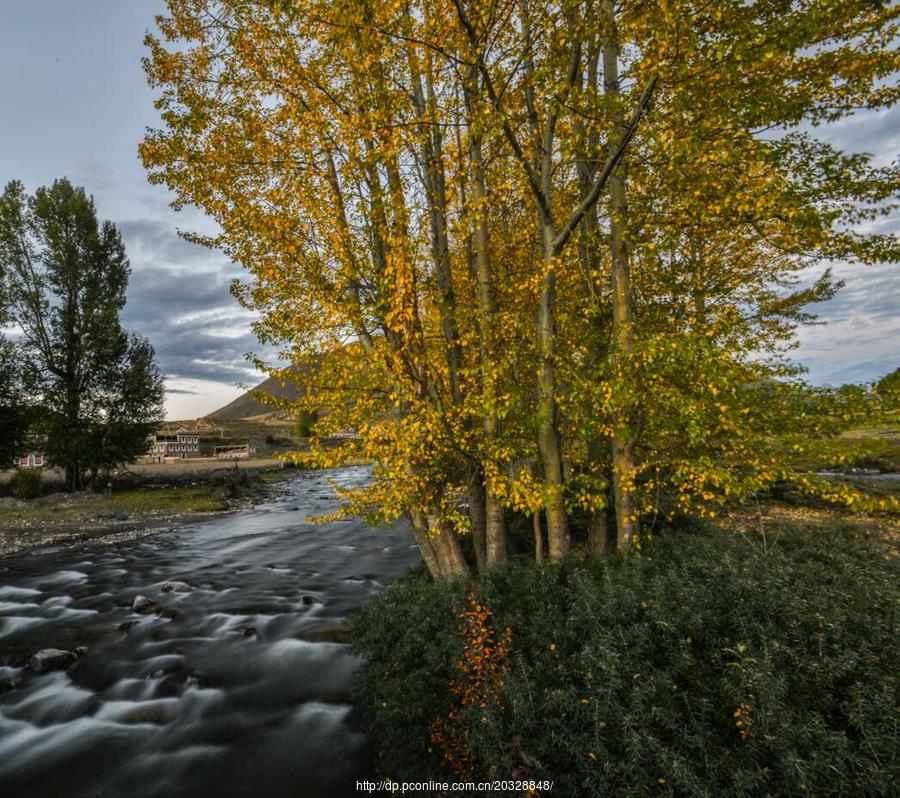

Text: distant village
xmin=11 ymin=419 xmax=260 ymax=471
xmin=144 ymin=423 xmax=258 ymax=463
xmin=5 ymin=373 xmax=363 ymax=476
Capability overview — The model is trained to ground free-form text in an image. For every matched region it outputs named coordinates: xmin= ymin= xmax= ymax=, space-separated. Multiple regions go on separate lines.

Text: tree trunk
xmin=602 ymin=0 xmax=639 ymax=552
xmin=588 ymin=507 xmax=609 ymax=555
xmin=465 ymin=64 xmax=507 ymax=568
xmin=407 ymin=34 xmax=463 ymax=402
xmin=587 ymin=439 xmax=611 ymax=555
xmin=466 ymin=476 xmax=488 ymax=573
xmin=533 ymin=508 xmax=544 ymax=562
xmin=484 ymin=493 xmax=506 ymax=566
xmin=428 ymin=513 xmax=471 ymax=582
xmin=575 ymin=65 xmax=613 ymax=558
xmin=64 ymin=389 xmax=82 ymax=492
xmin=539 ymin=226 xmax=569 ymax=560
xmin=611 ymin=436 xmax=637 ymax=550
xmin=410 ymin=509 xmax=471 ymax=583
xmin=410 ymin=510 xmax=443 ymax=580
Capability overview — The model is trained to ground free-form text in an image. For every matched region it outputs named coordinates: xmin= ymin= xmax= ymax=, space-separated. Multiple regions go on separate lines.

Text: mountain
xmin=208 ymin=373 xmax=303 ymax=421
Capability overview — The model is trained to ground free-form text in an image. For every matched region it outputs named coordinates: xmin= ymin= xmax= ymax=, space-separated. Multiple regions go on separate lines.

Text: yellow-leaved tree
xmin=143 ymin=0 xmax=898 ymax=580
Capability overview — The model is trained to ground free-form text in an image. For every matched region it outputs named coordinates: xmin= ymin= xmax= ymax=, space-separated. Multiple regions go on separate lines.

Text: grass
xmin=0 ymin=485 xmax=231 ymax=530
xmin=106 ymin=486 xmax=232 ymax=513
xmin=825 ymin=428 xmax=899 ymax=471
xmin=721 ymin=501 xmax=899 ymax=552
xmin=721 ymin=418 xmax=899 ymax=548
xmin=788 ymin=414 xmax=900 ymax=473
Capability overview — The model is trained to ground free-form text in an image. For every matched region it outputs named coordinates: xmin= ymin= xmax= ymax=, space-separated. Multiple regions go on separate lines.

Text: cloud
xmin=164 ymin=377 xmax=247 ymax=420
xmin=795 ymin=313 xmax=900 ymax=386
xmin=118 ymin=215 xmax=269 ymax=386
xmin=118 ymin=217 xmax=233 ymax=271
xmin=815 ymin=107 xmax=900 ymax=167
xmin=790 ymin=103 xmax=900 ymax=385
xmin=812 ymin=262 xmax=899 ymax=327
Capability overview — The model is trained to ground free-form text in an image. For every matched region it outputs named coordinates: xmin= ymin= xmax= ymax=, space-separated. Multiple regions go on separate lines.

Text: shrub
xmin=352 ymin=528 xmax=899 ymax=796
xmin=10 ymin=468 xmax=42 ymax=499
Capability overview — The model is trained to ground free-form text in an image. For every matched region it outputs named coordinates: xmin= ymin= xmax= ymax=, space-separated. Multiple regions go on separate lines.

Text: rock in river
xmin=132 ymin=594 xmax=155 ymax=613
xmin=161 ymin=580 xmax=191 ymax=593
xmin=301 ymin=626 xmax=351 ymax=644
xmin=28 ymin=648 xmax=77 ymax=673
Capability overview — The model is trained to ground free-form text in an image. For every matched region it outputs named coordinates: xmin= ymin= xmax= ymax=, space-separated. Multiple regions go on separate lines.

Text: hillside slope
xmin=208 ymin=373 xmax=303 ymax=421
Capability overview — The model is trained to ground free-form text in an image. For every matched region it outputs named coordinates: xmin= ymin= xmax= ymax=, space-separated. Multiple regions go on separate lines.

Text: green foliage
xmin=0 ymin=337 xmax=34 ymax=466
xmin=75 ymin=334 xmax=166 ymax=487
xmin=353 ymin=530 xmax=899 ymax=796
xmin=876 ymin=368 xmax=900 ymax=412
xmin=0 ymin=179 xmax=165 ymax=490
xmin=295 ymin=408 xmax=318 ymax=439
xmin=0 ymin=250 xmax=34 ymax=464
xmin=10 ymin=468 xmax=42 ymax=500
xmin=351 ymin=566 xmax=460 ymax=777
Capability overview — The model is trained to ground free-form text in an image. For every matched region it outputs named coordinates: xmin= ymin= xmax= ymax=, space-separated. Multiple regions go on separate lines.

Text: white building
xmin=214 ymin=442 xmax=257 ymax=459
xmin=147 ymin=429 xmax=200 ymax=460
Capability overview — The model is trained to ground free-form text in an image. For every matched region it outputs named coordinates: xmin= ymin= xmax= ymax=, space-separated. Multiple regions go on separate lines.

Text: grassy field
xmin=123 ymin=456 xmax=290 ymax=479
xmin=829 ymin=424 xmax=900 ymax=471
xmin=724 ymin=416 xmax=899 ymax=548
xmin=0 ymin=484 xmax=231 ymax=527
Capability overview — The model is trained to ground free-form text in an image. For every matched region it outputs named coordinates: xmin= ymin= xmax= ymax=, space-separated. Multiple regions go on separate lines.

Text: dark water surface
xmin=0 ymin=467 xmax=420 ymax=798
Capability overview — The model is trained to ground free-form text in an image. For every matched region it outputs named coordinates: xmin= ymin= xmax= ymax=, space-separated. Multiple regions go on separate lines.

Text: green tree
xmin=0 ymin=251 xmax=33 ymax=466
xmin=0 ymin=338 xmax=33 ymax=467
xmin=0 ymin=179 xmax=164 ymax=490
xmin=876 ymin=368 xmax=900 ymax=412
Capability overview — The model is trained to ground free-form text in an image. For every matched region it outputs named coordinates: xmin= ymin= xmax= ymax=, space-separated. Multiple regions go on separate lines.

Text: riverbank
xmin=0 ymin=465 xmax=297 ymax=557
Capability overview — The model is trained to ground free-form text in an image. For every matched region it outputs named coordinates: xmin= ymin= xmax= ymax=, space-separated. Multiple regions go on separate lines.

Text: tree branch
xmin=552 ymin=72 xmax=658 ymax=255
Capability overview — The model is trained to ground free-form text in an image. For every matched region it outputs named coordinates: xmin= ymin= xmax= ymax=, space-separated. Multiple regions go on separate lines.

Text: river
xmin=0 ymin=466 xmax=421 ymax=797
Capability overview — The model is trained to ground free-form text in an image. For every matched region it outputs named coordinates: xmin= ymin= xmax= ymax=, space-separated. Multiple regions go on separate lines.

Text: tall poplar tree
xmin=0 ymin=263 xmax=33 ymax=466
xmin=0 ymin=179 xmax=165 ymax=490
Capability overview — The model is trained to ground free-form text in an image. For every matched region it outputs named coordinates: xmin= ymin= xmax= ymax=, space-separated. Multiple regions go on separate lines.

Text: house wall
xmin=148 ymin=432 xmax=200 ymax=459
xmin=13 ymin=452 xmax=44 ymax=468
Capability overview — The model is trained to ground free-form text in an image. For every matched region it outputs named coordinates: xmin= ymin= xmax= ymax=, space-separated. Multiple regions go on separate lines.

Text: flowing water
xmin=0 ymin=466 xmax=420 ymax=798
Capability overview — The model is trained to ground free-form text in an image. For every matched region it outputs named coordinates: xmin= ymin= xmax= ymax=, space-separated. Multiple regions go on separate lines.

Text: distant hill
xmin=208 ymin=373 xmax=304 ymax=421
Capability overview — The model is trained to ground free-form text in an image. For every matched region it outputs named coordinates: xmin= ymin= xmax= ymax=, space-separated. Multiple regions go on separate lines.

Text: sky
xmin=0 ymin=1 xmax=897 ymax=420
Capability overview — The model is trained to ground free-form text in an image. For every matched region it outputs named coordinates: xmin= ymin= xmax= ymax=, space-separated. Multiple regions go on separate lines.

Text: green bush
xmin=352 ymin=528 xmax=899 ymax=796
xmin=10 ymin=467 xmax=42 ymax=499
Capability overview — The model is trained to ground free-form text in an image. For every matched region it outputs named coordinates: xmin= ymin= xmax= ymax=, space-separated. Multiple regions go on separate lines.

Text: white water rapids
xmin=0 ymin=466 xmax=421 ymax=797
